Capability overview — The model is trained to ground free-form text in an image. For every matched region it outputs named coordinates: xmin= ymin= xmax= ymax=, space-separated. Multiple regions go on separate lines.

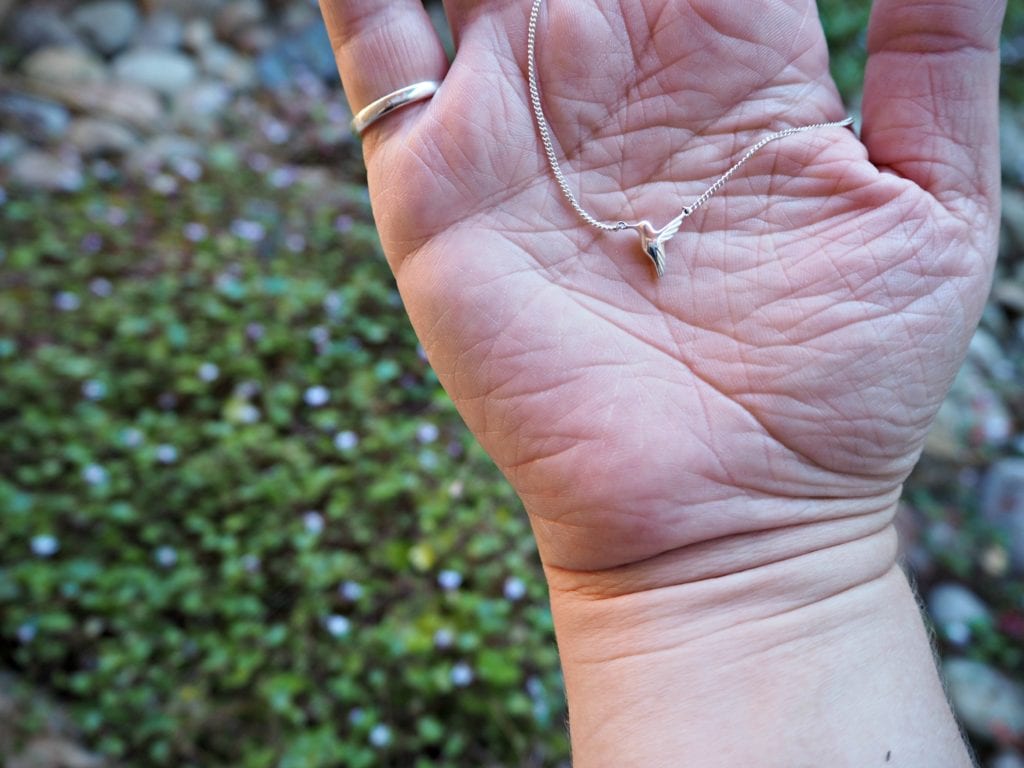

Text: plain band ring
xmin=350 ymin=81 xmax=442 ymax=136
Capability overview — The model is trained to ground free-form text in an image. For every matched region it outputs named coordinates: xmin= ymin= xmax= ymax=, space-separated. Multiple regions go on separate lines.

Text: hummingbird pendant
xmin=623 ymin=206 xmax=692 ymax=278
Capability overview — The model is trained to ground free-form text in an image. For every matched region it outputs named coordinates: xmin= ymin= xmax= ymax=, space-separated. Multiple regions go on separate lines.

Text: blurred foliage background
xmin=0 ymin=0 xmax=1023 ymax=766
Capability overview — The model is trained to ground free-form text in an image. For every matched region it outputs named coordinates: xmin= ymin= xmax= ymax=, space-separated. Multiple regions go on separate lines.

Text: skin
xmin=321 ymin=0 xmax=1006 ymax=764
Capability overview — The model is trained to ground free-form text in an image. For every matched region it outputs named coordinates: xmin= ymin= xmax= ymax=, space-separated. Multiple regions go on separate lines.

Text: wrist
xmin=543 ymin=515 xmax=972 ymax=768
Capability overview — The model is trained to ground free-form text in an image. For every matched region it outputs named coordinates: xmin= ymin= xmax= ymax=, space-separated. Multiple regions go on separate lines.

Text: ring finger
xmin=319 ymin=0 xmax=449 ymax=154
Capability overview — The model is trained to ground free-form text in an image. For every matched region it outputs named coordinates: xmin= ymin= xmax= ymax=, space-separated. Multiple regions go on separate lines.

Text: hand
xmin=322 ymin=2 xmax=1004 ymax=764
xmin=323 ymin=0 xmax=1002 ymax=583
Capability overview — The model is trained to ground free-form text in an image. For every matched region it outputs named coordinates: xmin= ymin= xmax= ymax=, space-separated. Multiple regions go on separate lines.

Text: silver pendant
xmin=622 ymin=207 xmax=691 ymax=278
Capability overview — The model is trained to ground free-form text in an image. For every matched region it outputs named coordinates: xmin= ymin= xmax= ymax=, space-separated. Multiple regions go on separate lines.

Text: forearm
xmin=547 ymin=520 xmax=971 ymax=768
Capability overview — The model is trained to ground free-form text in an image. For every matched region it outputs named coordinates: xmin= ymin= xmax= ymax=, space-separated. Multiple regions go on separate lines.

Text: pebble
xmin=990 ymin=752 xmax=1024 ymax=768
xmin=173 ymin=81 xmax=233 ymax=134
xmin=136 ymin=10 xmax=185 ymax=50
xmin=927 ymin=583 xmax=992 ymax=643
xmin=0 ymin=92 xmax=70 ymax=143
xmin=256 ymin=21 xmax=336 ymax=90
xmin=21 ymin=46 xmax=108 ymax=85
xmin=981 ymin=459 xmax=1024 ymax=574
xmin=9 ymin=150 xmax=84 ymax=192
xmin=198 ymin=43 xmax=256 ymax=89
xmin=215 ymin=0 xmax=266 ymax=43
xmin=182 ymin=18 xmax=214 ymax=53
xmin=70 ymin=0 xmax=140 ymax=55
xmin=0 ymin=132 xmax=27 ymax=165
xmin=4 ymin=8 xmax=80 ymax=53
xmin=113 ymin=49 xmax=198 ymax=95
xmin=68 ymin=118 xmax=138 ymax=158
xmin=31 ymin=80 xmax=163 ymax=133
xmin=944 ymin=658 xmax=1024 ymax=743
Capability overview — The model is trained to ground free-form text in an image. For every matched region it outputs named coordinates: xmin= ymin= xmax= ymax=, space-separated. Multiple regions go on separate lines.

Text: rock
xmin=216 ymin=0 xmax=266 ymax=42
xmin=7 ymin=737 xmax=105 ymax=768
xmin=981 ymin=459 xmax=1024 ymax=573
xmin=924 ymin=362 xmax=1012 ymax=461
xmin=8 ymin=150 xmax=84 ymax=192
xmin=0 ymin=132 xmax=27 ymax=166
xmin=182 ymin=18 xmax=214 ymax=52
xmin=3 ymin=8 xmax=80 ymax=54
xmin=0 ymin=91 xmax=70 ymax=143
xmin=137 ymin=10 xmax=185 ymax=50
xmin=126 ymin=134 xmax=203 ymax=178
xmin=944 ymin=658 xmax=1024 ymax=743
xmin=198 ymin=43 xmax=256 ymax=89
xmin=173 ymin=81 xmax=233 ymax=134
xmin=990 ymin=752 xmax=1024 ymax=768
xmin=256 ymin=21 xmax=336 ymax=90
xmin=232 ymin=23 xmax=276 ymax=54
xmin=68 ymin=118 xmax=137 ymax=158
xmin=27 ymin=79 xmax=162 ymax=133
xmin=70 ymin=0 xmax=139 ymax=55
xmin=927 ymin=583 xmax=992 ymax=643
xmin=113 ymin=49 xmax=198 ymax=95
xmin=21 ymin=46 xmax=108 ymax=86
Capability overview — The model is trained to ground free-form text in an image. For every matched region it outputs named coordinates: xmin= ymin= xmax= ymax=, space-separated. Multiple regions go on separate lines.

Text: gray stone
xmin=0 ymin=91 xmax=70 ymax=143
xmin=0 ymin=132 xmax=27 ymax=165
xmin=28 ymin=80 xmax=162 ymax=133
xmin=173 ymin=81 xmax=233 ymax=134
xmin=4 ymin=8 xmax=81 ymax=54
xmin=21 ymin=46 xmax=108 ymax=86
xmin=945 ymin=658 xmax=1024 ymax=742
xmin=9 ymin=150 xmax=84 ymax=192
xmin=182 ymin=18 xmax=214 ymax=52
xmin=68 ymin=118 xmax=137 ymax=158
xmin=981 ymin=459 xmax=1024 ymax=573
xmin=216 ymin=0 xmax=266 ymax=42
xmin=199 ymin=43 xmax=256 ymax=89
xmin=924 ymin=362 xmax=1012 ymax=461
xmin=126 ymin=134 xmax=203 ymax=178
xmin=990 ymin=752 xmax=1024 ymax=768
xmin=137 ymin=10 xmax=185 ymax=50
xmin=927 ymin=583 xmax=992 ymax=643
xmin=70 ymin=0 xmax=140 ymax=55
xmin=256 ymin=21 xmax=336 ymax=90
xmin=113 ymin=49 xmax=198 ymax=95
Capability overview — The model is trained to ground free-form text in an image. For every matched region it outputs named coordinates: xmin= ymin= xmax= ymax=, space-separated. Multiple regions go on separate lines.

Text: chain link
xmin=526 ymin=0 xmax=854 ymax=233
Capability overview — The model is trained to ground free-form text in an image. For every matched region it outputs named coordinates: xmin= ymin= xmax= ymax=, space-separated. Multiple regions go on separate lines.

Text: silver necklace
xmin=526 ymin=0 xmax=854 ymax=277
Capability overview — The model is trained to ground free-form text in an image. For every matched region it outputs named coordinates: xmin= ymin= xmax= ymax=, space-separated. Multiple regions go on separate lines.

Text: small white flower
xmin=106 ymin=207 xmax=128 ymax=226
xmin=433 ymin=628 xmax=454 ymax=649
xmin=82 ymin=464 xmax=108 ymax=486
xmin=30 ymin=534 xmax=59 ymax=558
xmin=16 ymin=623 xmax=36 ymax=643
xmin=340 ymin=580 xmax=363 ymax=601
xmin=451 ymin=662 xmax=474 ymax=687
xmin=323 ymin=292 xmax=345 ymax=315
xmin=174 ymin=158 xmax=203 ymax=182
xmin=285 ymin=233 xmax=306 ymax=253
xmin=155 ymin=546 xmax=178 ymax=568
xmin=438 ymin=570 xmax=462 ymax=591
xmin=503 ymin=576 xmax=527 ymax=602
xmin=81 ymin=379 xmax=107 ymax=401
xmin=231 ymin=219 xmax=266 ymax=242
xmin=198 ymin=362 xmax=220 ymax=382
xmin=418 ymin=450 xmax=438 ymax=470
xmin=236 ymin=403 xmax=261 ymax=424
xmin=334 ymin=430 xmax=358 ymax=452
xmin=348 ymin=708 xmax=366 ymax=726
xmin=151 ymin=173 xmax=178 ymax=195
xmin=156 ymin=444 xmax=178 ymax=464
xmin=89 ymin=278 xmax=113 ymax=297
xmin=242 ymin=554 xmax=261 ymax=573
xmin=183 ymin=222 xmax=208 ymax=242
xmin=262 ymin=120 xmax=289 ymax=145
xmin=416 ymin=423 xmax=439 ymax=444
xmin=304 ymin=385 xmax=330 ymax=407
xmin=326 ymin=614 xmax=351 ymax=637
xmin=309 ymin=326 xmax=330 ymax=345
xmin=448 ymin=480 xmax=464 ymax=499
xmin=246 ymin=323 xmax=265 ymax=341
xmin=269 ymin=166 xmax=297 ymax=188
xmin=334 ymin=215 xmax=353 ymax=233
xmin=369 ymin=724 xmax=391 ymax=748
xmin=303 ymin=511 xmax=325 ymax=534
xmin=54 ymin=292 xmax=80 ymax=311
xmin=119 ymin=427 xmax=144 ymax=448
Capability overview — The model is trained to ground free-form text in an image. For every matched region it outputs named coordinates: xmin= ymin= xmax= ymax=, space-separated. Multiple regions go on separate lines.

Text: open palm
xmin=324 ymin=0 xmax=1003 ymax=579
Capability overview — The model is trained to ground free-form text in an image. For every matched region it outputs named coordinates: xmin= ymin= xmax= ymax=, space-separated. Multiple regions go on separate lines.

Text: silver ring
xmin=350 ymin=81 xmax=442 ymax=137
